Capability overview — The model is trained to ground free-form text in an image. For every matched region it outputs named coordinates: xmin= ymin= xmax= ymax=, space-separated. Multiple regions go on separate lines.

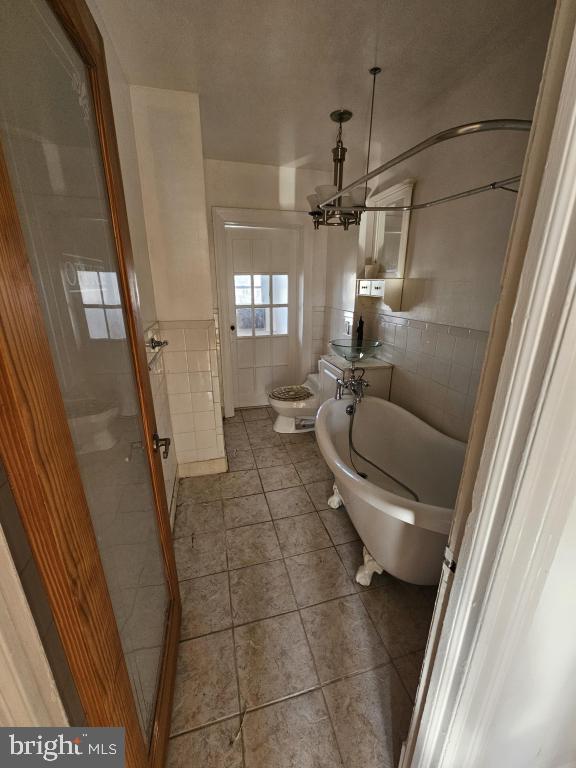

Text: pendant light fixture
xmin=308 ymin=66 xmax=381 ymax=230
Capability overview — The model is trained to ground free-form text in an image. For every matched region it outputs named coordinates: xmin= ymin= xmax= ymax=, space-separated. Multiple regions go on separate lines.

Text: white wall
xmin=204 ymin=159 xmax=331 ymax=213
xmin=87 ymin=0 xmax=157 ymax=330
xmin=204 ymin=158 xmax=330 ymax=307
xmin=322 ymin=5 xmax=553 ymax=440
xmin=131 ymin=87 xmax=213 ymax=322
xmin=476 ymin=502 xmax=576 ymax=767
xmin=131 ymin=88 xmax=224 ymax=474
xmin=204 ymin=159 xmax=331 ymax=373
xmin=371 ymin=6 xmax=552 ymax=332
xmin=324 ymin=228 xmax=358 ymax=343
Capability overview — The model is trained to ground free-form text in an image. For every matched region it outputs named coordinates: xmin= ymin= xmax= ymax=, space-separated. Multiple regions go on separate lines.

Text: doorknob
xmin=230 ymin=324 xmax=235 ymax=331
xmin=153 ymin=433 xmax=171 ymax=459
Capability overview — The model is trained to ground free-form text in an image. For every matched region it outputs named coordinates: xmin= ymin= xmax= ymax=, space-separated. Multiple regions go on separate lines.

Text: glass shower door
xmin=0 ymin=0 xmax=169 ymax=742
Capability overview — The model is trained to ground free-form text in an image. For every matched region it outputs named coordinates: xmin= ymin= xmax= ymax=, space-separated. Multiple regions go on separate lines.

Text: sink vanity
xmin=319 ymin=354 xmax=392 ymax=402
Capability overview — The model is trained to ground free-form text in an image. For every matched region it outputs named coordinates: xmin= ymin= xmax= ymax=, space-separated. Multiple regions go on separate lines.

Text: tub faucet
xmin=335 ymin=368 xmax=369 ymax=405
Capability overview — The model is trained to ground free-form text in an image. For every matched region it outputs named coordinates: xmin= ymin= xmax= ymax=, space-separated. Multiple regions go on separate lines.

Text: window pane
xmin=273 ymin=306 xmax=288 ymax=335
xmin=100 ymin=271 xmax=121 ymax=305
xmin=272 ymin=274 xmax=288 ymax=305
xmin=84 ymin=307 xmax=107 ymax=339
xmin=234 ymin=274 xmax=251 ymax=305
xmin=236 ymin=307 xmax=253 ymax=336
xmin=254 ymin=307 xmax=271 ymax=336
xmin=253 ymin=274 xmax=270 ymax=305
xmin=78 ymin=270 xmax=101 ymax=305
xmin=105 ymin=308 xmax=126 ymax=339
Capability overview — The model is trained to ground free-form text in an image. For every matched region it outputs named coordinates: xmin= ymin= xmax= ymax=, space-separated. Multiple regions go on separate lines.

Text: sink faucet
xmin=335 ymin=367 xmax=369 ymax=404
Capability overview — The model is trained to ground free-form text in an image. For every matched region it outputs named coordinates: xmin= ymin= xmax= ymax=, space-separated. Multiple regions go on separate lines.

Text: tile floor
xmin=168 ymin=406 xmax=437 ymax=768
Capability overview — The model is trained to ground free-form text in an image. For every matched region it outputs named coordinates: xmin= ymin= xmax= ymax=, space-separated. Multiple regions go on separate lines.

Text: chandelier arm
xmin=317 ymin=119 xmax=531 ymax=209
xmin=323 ymin=174 xmax=522 ymax=213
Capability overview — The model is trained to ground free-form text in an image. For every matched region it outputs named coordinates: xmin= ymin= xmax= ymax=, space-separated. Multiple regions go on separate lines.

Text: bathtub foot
xmin=327 ymin=483 xmax=343 ymax=509
xmin=356 ymin=547 xmax=385 ymax=587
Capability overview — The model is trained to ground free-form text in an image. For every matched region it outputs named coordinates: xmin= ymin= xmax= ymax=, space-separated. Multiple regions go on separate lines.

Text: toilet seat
xmin=270 ymin=384 xmax=314 ymax=402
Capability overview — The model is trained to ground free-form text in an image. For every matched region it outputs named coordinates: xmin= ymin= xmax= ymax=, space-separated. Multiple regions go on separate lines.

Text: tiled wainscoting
xmin=357 ymin=301 xmax=488 ymax=442
xmin=159 ymin=319 xmax=226 ymax=477
xmin=146 ymin=323 xmax=177 ymax=513
xmin=167 ymin=408 xmax=435 ymax=768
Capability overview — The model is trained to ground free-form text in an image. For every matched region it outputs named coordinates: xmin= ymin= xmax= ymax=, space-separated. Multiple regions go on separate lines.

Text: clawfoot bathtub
xmin=315 ymin=396 xmax=466 ymax=585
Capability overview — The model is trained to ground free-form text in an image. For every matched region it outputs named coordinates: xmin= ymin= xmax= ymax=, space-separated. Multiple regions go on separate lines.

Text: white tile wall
xmin=159 ymin=318 xmax=225 ymax=471
xmin=355 ymin=306 xmax=488 ymax=442
xmin=145 ymin=323 xmax=177 ymax=511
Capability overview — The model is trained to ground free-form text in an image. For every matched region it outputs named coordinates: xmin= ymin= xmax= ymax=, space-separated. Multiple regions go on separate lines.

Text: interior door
xmin=225 ymin=225 xmax=298 ymax=407
xmin=0 ymin=1 xmax=179 ymax=766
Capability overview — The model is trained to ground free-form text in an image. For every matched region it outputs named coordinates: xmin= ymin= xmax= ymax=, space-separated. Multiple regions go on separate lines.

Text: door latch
xmin=153 ymin=433 xmax=171 ymax=459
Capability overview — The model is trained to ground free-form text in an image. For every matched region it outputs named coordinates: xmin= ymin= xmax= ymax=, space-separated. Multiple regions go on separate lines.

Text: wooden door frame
xmin=0 ymin=1 xmax=180 ymax=766
xmin=212 ymin=207 xmax=315 ymax=417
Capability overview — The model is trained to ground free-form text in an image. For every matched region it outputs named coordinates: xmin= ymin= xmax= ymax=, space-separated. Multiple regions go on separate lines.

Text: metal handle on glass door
xmin=153 ymin=433 xmax=171 ymax=459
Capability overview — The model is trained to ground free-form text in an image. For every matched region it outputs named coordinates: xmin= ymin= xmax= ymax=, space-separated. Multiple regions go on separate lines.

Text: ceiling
xmin=94 ymin=0 xmax=554 ymax=173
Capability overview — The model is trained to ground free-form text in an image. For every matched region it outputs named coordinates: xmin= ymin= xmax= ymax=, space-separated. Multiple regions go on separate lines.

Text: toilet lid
xmin=270 ymin=385 xmax=314 ymax=401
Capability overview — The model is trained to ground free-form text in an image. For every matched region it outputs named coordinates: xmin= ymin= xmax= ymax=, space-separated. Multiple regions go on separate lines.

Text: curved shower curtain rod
xmin=317 ymin=119 xmax=532 ymax=212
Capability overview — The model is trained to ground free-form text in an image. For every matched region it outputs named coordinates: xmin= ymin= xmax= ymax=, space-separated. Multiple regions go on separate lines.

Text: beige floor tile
xmin=230 ymin=559 xmax=296 ymax=625
xmin=171 ymin=631 xmax=238 ymax=734
xmin=226 ymin=521 xmax=281 ymax=569
xmin=252 ymin=445 xmax=291 ymax=468
xmin=243 ymin=690 xmax=342 ymax=768
xmin=123 ymin=585 xmax=167 ymax=651
xmin=284 ymin=442 xmax=322 ymax=464
xmin=394 ymin=650 xmax=425 ymax=702
xmin=301 ymin=595 xmax=389 ymax=683
xmin=179 ymin=474 xmax=221 ymax=503
xmin=173 ymin=500 xmax=224 ymax=537
xmin=174 ymin=531 xmax=227 ymax=580
xmin=285 ymin=547 xmax=356 ymax=607
xmin=319 ymin=507 xmax=359 ymax=545
xmin=274 ymin=512 xmax=332 ymax=556
xmin=226 ymin=447 xmax=256 ymax=471
xmin=336 ymin=540 xmax=392 ymax=591
xmin=265 ymin=485 xmax=314 ymax=519
xmin=279 ymin=431 xmax=316 ymax=445
xmin=223 ymin=493 xmax=271 ymax=529
xmin=167 ymin=717 xmax=242 ymax=768
xmin=234 ymin=612 xmax=318 ymax=708
xmin=323 ymin=666 xmax=413 ymax=768
xmin=224 ymin=413 xmax=243 ymax=424
xmin=305 ymin=479 xmax=334 ymax=511
xmin=294 ymin=458 xmax=333 ymax=484
xmin=180 ymin=572 xmax=231 ymax=640
xmin=220 ymin=469 xmax=263 ymax=499
xmin=359 ymin=583 xmax=435 ymax=658
xmin=223 ymin=423 xmax=250 ymax=450
xmin=245 ymin=420 xmax=284 ymax=447
xmin=258 ymin=464 xmax=301 ymax=492
xmin=241 ymin=407 xmax=271 ymax=422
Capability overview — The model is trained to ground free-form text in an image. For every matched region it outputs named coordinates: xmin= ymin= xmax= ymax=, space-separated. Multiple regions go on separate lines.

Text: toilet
xmin=66 ymin=398 xmax=119 ymax=455
xmin=268 ymin=373 xmax=320 ymax=433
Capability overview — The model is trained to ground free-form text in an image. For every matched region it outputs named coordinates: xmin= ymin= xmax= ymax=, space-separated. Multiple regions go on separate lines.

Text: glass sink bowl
xmin=330 ymin=338 xmax=382 ymax=362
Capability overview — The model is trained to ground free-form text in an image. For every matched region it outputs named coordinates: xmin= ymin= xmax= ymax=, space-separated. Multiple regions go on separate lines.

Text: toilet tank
xmin=318 ymin=355 xmax=392 ymax=403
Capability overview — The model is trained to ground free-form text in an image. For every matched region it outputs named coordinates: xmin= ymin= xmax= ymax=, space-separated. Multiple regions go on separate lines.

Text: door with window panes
xmin=225 ymin=225 xmax=298 ymax=407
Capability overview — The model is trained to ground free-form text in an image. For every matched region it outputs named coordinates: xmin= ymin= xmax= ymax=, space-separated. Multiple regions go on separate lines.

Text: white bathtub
xmin=315 ymin=396 xmax=466 ymax=585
